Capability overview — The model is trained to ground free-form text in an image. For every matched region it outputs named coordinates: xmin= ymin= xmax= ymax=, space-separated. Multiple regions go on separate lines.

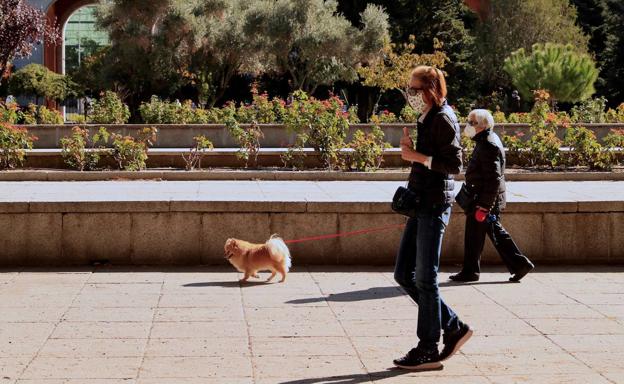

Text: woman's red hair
xmin=411 ymin=66 xmax=447 ymax=107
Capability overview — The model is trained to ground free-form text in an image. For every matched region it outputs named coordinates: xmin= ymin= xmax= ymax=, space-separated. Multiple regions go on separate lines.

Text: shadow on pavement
xmin=183 ymin=281 xmax=268 ymax=288
xmin=277 ymin=368 xmax=415 ymax=383
xmin=287 ymin=286 xmax=404 ymax=304
xmin=439 ymin=280 xmax=517 ymax=287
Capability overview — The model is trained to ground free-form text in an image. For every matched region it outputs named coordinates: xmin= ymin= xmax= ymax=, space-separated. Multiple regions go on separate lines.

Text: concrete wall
xmin=25 ymin=123 xmax=624 ymax=149
xmin=0 ymin=200 xmax=622 ymax=267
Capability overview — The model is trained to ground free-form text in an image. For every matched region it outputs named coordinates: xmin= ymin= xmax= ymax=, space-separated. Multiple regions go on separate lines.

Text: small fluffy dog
xmin=224 ymin=235 xmax=292 ymax=283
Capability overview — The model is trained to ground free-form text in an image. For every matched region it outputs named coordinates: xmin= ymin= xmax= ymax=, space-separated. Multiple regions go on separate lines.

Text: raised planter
xmin=23 ymin=123 xmax=624 ymax=149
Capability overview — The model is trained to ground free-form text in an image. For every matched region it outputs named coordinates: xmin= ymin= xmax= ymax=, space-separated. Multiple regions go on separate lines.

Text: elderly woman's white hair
xmin=468 ymin=109 xmax=495 ymax=129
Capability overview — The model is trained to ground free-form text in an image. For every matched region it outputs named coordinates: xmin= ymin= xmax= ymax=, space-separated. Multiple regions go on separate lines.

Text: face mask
xmin=407 ymin=92 xmax=426 ymax=115
xmin=464 ymin=124 xmax=477 ymax=138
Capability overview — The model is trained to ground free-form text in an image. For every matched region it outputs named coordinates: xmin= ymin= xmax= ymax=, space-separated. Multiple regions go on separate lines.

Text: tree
xmin=0 ymin=0 xmax=60 ymax=86
xmin=8 ymin=63 xmax=76 ymax=104
xmin=357 ymin=36 xmax=447 ymax=103
xmin=95 ymin=0 xmax=194 ymax=117
xmin=503 ymin=43 xmax=598 ymax=105
xmin=472 ymin=0 xmax=590 ymax=93
xmin=245 ymin=0 xmax=390 ymax=94
xmin=599 ymin=0 xmax=624 ymax=106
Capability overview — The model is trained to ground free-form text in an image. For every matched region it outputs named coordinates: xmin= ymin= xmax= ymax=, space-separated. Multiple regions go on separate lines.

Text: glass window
xmin=64 ymin=6 xmax=109 ymax=74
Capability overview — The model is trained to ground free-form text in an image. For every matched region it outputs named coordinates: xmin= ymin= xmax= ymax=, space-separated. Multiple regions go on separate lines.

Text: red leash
xmin=284 ymin=223 xmax=406 ymax=244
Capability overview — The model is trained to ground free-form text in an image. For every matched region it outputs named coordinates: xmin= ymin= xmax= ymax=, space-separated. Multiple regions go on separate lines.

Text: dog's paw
xmin=252 ymin=274 xmax=260 ymax=278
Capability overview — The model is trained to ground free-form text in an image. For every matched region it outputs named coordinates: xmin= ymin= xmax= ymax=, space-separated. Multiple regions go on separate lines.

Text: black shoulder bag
xmin=454 ymin=183 xmax=476 ymax=211
xmin=391 ymin=184 xmax=421 ymax=218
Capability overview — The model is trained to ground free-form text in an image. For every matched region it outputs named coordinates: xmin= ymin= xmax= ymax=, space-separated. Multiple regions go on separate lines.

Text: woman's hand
xmin=400 ymin=127 xmax=427 ymax=164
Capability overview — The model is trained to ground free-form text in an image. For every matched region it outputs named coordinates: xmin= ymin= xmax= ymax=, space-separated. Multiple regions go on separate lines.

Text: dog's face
xmin=224 ymin=238 xmax=240 ymax=260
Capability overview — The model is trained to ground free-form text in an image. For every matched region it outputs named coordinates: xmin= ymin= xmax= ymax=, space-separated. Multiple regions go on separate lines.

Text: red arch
xmin=44 ymin=0 xmax=97 ymax=74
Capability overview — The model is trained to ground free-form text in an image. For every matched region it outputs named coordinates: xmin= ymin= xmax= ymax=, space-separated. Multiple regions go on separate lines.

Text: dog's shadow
xmin=183 ymin=281 xmax=268 ymax=288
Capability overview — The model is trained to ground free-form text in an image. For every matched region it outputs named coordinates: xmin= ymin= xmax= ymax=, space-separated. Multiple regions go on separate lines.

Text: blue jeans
xmin=394 ymin=204 xmax=461 ymax=352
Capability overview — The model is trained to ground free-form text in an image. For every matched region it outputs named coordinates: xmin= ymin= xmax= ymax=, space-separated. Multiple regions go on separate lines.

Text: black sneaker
xmin=440 ymin=323 xmax=473 ymax=361
xmin=449 ymin=271 xmax=480 ymax=282
xmin=393 ymin=347 xmax=443 ymax=371
xmin=510 ymin=262 xmax=534 ymax=282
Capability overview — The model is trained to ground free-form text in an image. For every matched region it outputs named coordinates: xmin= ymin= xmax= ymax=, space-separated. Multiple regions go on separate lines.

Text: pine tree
xmin=599 ymin=0 xmax=624 ymax=106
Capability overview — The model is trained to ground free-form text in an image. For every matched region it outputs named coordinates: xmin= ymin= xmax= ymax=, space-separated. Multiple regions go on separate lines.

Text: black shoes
xmin=449 ymin=271 xmax=480 ymax=282
xmin=440 ymin=323 xmax=473 ymax=361
xmin=510 ymin=262 xmax=534 ymax=282
xmin=393 ymin=347 xmax=443 ymax=371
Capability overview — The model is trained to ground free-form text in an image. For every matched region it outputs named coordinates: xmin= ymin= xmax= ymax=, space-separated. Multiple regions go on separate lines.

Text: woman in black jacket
xmin=449 ymin=109 xmax=534 ymax=283
xmin=393 ymin=66 xmax=472 ymax=370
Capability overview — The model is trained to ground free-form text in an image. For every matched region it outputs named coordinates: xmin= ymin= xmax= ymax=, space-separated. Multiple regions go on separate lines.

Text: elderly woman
xmin=450 ymin=109 xmax=534 ymax=283
xmin=393 ymin=66 xmax=472 ymax=370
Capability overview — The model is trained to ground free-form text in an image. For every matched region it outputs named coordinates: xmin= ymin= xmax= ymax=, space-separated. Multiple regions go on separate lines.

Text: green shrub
xmin=60 ymin=126 xmax=110 ymax=171
xmin=502 ymin=133 xmax=527 ymax=164
xmin=226 ymin=118 xmax=264 ymax=168
xmin=400 ymin=105 xmax=419 ymax=123
xmin=461 ymin=134 xmax=475 ymax=163
xmin=0 ymin=123 xmax=37 ymax=169
xmin=139 ymin=96 xmax=197 ymax=124
xmin=342 ymin=126 xmax=390 ymax=171
xmin=0 ymin=102 xmax=20 ymax=124
xmin=91 ymin=91 xmax=130 ymax=124
xmin=370 ymin=110 xmax=398 ymax=124
xmin=17 ymin=104 xmax=63 ymax=124
xmin=110 ymin=127 xmax=157 ymax=170
xmin=507 ymin=113 xmax=532 ymax=124
xmin=182 ymin=135 xmax=214 ymax=170
xmin=571 ymin=97 xmax=608 ymax=124
xmin=563 ymin=126 xmax=611 ymax=170
xmin=606 ymin=104 xmax=624 ymax=123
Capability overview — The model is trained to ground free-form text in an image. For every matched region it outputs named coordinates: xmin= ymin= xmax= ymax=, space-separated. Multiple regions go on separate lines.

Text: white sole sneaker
xmin=393 ymin=361 xmax=443 ymax=371
xmin=442 ymin=328 xmax=474 ymax=361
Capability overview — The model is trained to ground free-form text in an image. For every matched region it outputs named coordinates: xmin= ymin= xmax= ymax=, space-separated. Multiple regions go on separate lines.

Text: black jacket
xmin=407 ymin=101 xmax=462 ymax=205
xmin=465 ymin=129 xmax=506 ymax=210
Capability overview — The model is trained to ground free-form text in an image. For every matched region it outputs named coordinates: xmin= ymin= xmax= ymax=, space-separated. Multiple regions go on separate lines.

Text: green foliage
xmin=90 ymin=91 xmax=130 ymax=124
xmin=17 ymin=104 xmax=64 ymax=125
xmin=504 ymin=43 xmax=598 ymax=104
xmin=8 ymin=64 xmax=76 ymax=103
xmin=182 ymin=135 xmax=214 ymax=170
xmin=507 ymin=113 xmax=532 ymax=124
xmin=0 ymin=122 xmax=36 ymax=169
xmin=139 ymin=96 xmax=196 ymax=124
xmin=110 ymin=127 xmax=157 ymax=170
xmin=461 ymin=134 xmax=475 ymax=162
xmin=0 ymin=101 xmax=20 ymax=124
xmin=571 ymin=97 xmax=608 ymax=123
xmin=400 ymin=105 xmax=419 ymax=123
xmin=369 ymin=110 xmax=399 ymax=124
xmin=60 ymin=126 xmax=110 ymax=171
xmin=225 ymin=118 xmax=264 ymax=168
xmin=341 ymin=126 xmax=390 ymax=171
xmin=472 ymin=0 xmax=590 ymax=92
xmin=605 ymin=103 xmax=624 ymax=123
xmin=563 ymin=125 xmax=613 ymax=170
xmin=599 ymin=0 xmax=624 ymax=106
xmin=246 ymin=0 xmax=390 ymax=94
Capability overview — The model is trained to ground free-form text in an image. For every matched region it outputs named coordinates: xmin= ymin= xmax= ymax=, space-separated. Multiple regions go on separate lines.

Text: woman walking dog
xmin=392 ymin=66 xmax=472 ymax=370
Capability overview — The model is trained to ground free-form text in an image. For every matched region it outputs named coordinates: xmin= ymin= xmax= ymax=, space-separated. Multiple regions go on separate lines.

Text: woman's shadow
xmin=277 ymin=368 xmax=414 ymax=384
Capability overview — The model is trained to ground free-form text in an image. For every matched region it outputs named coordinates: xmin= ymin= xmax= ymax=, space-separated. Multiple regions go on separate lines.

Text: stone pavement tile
xmin=361 ymin=354 xmax=481 ymax=377
xmin=253 ymin=355 xmax=367 ymax=379
xmin=0 ymin=357 xmax=30 ymax=382
xmin=144 ymin=337 xmax=249 ymax=357
xmin=50 ymin=322 xmax=152 ymax=339
xmin=590 ymin=304 xmax=624 ymax=320
xmin=0 ymin=307 xmax=67 ymax=322
xmin=251 ymin=336 xmax=355 ymax=356
xmin=81 ymin=283 xmax=162 ymax=295
xmin=603 ymin=371 xmax=624 ymax=384
xmin=371 ymin=375 xmax=490 ymax=384
xmin=12 ymin=272 xmax=91 ymax=285
xmin=461 ymin=317 xmax=541 ymax=336
xmin=466 ymin=352 xmax=595 ymax=375
xmin=256 ymin=376 xmax=374 ymax=384
xmin=461 ymin=335 xmax=564 ymax=355
xmin=0 ymin=323 xmax=55 ymax=340
xmin=139 ymin=356 xmax=252 ymax=378
xmin=154 ymin=306 xmax=245 ymax=322
xmin=571 ymin=352 xmax=624 ymax=373
xmin=248 ymin=320 xmax=346 ymax=337
xmin=450 ymin=304 xmax=516 ymax=320
xmin=351 ymin=336 xmax=415 ymax=357
xmin=472 ymin=287 xmax=578 ymax=306
xmin=486 ymin=374 xmax=612 ymax=384
xmin=526 ymin=318 xmax=624 ymax=335
xmin=158 ymin=293 xmax=242 ymax=308
xmin=549 ymin=334 xmax=624 ymax=352
xmin=504 ymin=304 xmax=605 ymax=319
xmin=0 ymin=294 xmax=76 ymax=308
xmin=331 ymin=304 xmax=419 ymax=321
xmin=439 ymin=288 xmax=498 ymax=306
xmin=340 ymin=319 xmax=415 ymax=337
xmin=72 ymin=294 xmax=161 ymax=308
xmin=567 ymin=293 xmax=624 ymax=305
xmin=88 ymin=271 xmax=165 ymax=284
xmin=17 ymin=380 xmax=137 ymax=384
xmin=549 ymin=282 xmax=624 ymax=294
xmin=20 ymin=357 xmax=142 ymax=379
xmin=61 ymin=307 xmax=156 ymax=322
xmin=1 ymin=283 xmax=83 ymax=296
xmin=245 ymin=306 xmax=336 ymax=323
xmin=150 ymin=321 xmax=247 ymax=338
xmin=38 ymin=338 xmax=146 ymax=357
xmin=0 ymin=337 xmax=47 ymax=358
xmin=138 ymin=379 xmax=251 ymax=384
xmin=310 ymin=289 xmax=412 ymax=307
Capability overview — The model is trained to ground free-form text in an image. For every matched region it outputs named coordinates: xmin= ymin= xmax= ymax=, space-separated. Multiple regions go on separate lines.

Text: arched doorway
xmin=63 ymin=5 xmax=109 ymax=76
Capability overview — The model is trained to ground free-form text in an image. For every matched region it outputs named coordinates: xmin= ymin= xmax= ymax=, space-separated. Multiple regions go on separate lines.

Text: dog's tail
xmin=266 ymin=234 xmax=292 ymax=272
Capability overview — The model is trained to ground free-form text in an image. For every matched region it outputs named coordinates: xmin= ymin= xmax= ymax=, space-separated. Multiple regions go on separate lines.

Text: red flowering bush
xmin=0 ymin=122 xmax=37 ymax=169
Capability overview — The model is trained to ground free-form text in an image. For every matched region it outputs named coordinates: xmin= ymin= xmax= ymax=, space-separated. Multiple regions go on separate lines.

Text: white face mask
xmin=464 ymin=124 xmax=477 ymax=138
xmin=407 ymin=92 xmax=426 ymax=115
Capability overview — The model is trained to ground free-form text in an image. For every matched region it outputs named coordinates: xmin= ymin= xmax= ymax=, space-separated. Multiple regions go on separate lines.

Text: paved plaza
xmin=0 ymin=266 xmax=623 ymax=383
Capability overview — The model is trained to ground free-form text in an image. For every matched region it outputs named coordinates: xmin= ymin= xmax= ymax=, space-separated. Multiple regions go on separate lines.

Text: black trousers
xmin=463 ymin=213 xmax=532 ymax=275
